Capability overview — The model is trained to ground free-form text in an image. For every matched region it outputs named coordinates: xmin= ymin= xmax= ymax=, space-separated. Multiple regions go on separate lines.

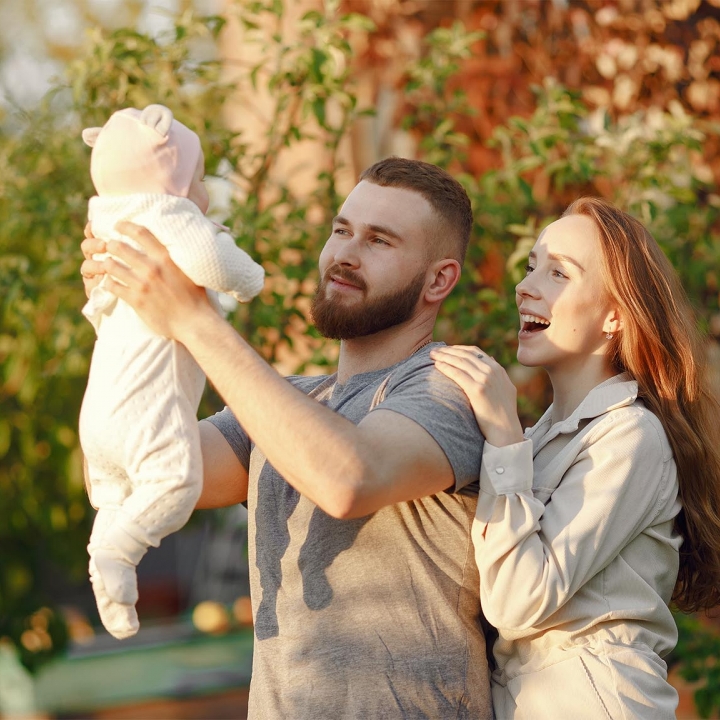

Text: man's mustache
xmin=321 ymin=264 xmax=367 ymax=292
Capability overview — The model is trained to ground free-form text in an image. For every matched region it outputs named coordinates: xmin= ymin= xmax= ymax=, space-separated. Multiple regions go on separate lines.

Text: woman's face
xmin=515 ymin=213 xmax=617 ymax=374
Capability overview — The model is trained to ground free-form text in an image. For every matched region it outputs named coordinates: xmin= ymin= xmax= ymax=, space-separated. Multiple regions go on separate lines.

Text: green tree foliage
xmin=1 ymin=106 xmax=93 ymax=672
xmin=2 ymin=6 xmax=719 ymax=715
xmin=672 ymin=612 xmax=720 ymax=719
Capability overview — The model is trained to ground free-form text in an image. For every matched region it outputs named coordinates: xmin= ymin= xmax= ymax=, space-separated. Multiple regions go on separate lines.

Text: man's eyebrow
xmin=332 ymin=216 xmax=403 ymax=242
xmin=529 ymin=250 xmax=586 ymax=272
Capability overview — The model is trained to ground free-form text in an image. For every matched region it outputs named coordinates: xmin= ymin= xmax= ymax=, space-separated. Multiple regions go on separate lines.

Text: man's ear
xmin=424 ymin=258 xmax=461 ymax=303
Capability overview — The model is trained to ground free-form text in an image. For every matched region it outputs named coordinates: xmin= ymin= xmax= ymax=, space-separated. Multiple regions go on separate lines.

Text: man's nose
xmin=333 ymin=236 xmax=361 ymax=267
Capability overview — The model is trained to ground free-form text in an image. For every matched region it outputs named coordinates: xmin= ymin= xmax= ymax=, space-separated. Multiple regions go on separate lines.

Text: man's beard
xmin=310 ymin=264 xmax=427 ymax=340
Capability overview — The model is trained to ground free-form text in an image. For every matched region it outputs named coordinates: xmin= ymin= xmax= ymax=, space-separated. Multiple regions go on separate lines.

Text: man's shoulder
xmin=384 ymin=342 xmax=446 ymax=388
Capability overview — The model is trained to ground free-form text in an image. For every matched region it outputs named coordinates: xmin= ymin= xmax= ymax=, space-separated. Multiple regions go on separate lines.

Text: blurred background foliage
xmin=1 ymin=0 xmax=719 ymax=714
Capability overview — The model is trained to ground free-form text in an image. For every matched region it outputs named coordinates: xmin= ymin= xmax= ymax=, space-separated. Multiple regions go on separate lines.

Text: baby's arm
xmin=152 ymin=202 xmax=264 ymax=302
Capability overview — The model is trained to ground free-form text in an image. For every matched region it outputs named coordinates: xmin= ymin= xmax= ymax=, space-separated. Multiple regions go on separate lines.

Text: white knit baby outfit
xmin=80 ymin=193 xmax=263 ymax=639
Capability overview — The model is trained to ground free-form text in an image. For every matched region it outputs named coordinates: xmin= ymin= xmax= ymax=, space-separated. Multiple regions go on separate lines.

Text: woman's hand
xmin=99 ymin=221 xmax=213 ymax=340
xmin=430 ymin=345 xmax=524 ymax=447
xmin=80 ymin=222 xmax=107 ymax=298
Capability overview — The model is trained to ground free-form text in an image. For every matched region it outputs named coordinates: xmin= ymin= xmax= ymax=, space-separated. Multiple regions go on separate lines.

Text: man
xmin=81 ymin=157 xmax=491 ymax=718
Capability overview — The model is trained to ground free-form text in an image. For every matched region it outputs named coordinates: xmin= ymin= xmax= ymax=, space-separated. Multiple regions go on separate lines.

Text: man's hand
xmin=81 ymin=222 xmax=106 ymax=298
xmin=99 ymin=221 xmax=214 ymax=340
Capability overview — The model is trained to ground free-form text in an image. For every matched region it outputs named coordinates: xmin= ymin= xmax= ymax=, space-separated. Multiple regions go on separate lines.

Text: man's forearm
xmin=179 ymin=308 xmax=379 ymax=518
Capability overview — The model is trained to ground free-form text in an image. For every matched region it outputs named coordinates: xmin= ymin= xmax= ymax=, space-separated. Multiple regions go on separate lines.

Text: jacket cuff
xmin=479 ymin=439 xmax=533 ymax=495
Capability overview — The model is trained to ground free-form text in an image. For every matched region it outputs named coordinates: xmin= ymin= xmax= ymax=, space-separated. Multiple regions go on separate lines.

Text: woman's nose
xmin=515 ymin=274 xmax=539 ymax=299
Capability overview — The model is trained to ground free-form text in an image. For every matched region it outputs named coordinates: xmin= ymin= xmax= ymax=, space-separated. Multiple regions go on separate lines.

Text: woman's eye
xmin=524 ymin=264 xmax=534 ymax=275
xmin=552 ymin=269 xmax=568 ymax=279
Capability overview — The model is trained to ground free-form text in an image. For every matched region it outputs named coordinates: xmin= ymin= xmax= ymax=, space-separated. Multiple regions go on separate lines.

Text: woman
xmin=431 ymin=197 xmax=720 ymax=719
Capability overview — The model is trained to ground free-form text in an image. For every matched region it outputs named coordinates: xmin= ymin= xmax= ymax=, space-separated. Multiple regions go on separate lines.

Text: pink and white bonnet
xmin=82 ymin=104 xmax=201 ymax=198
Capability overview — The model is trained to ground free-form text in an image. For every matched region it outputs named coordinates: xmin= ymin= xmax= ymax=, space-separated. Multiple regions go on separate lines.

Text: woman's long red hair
xmin=564 ymin=197 xmax=720 ymax=612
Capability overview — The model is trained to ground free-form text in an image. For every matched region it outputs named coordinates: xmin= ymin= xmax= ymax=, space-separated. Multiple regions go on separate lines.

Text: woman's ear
xmin=425 ymin=258 xmax=461 ymax=303
xmin=603 ymin=308 xmax=623 ymax=335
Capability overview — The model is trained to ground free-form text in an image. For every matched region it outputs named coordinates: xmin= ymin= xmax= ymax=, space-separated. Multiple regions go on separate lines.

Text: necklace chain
xmin=410 ymin=338 xmax=434 ymax=356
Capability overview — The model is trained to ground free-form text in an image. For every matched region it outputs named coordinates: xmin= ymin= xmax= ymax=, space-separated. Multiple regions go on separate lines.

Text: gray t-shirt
xmin=208 ymin=343 xmax=491 ymax=719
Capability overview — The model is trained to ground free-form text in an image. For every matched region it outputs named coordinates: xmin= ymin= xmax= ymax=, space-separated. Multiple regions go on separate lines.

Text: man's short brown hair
xmin=359 ymin=156 xmax=473 ymax=265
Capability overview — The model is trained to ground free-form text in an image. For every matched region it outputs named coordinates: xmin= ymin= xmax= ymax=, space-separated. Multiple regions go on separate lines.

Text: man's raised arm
xmin=100 ymin=223 xmax=456 ymax=519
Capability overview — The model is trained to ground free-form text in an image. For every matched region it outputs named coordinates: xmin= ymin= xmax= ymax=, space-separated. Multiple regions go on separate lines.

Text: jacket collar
xmin=527 ymin=373 xmax=638 ymax=447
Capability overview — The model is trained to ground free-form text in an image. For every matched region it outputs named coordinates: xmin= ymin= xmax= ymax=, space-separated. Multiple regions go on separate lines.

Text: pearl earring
xmin=605 ymin=332 xmax=613 ymax=340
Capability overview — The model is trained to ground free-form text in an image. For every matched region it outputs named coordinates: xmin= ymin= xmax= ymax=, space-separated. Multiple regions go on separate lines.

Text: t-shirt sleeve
xmin=205 ymin=407 xmax=251 ymax=471
xmin=374 ymin=351 xmax=484 ymax=496
xmin=204 ymin=376 xmax=325 ymax=472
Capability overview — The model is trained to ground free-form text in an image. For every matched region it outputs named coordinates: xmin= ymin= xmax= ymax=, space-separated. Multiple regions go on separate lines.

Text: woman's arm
xmin=433 ymin=347 xmax=676 ymax=632
xmin=477 ymin=412 xmax=673 ymax=630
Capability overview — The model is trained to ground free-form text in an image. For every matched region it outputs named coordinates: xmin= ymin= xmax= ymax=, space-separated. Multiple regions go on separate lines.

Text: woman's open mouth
xmin=519 ymin=313 xmax=551 ymax=334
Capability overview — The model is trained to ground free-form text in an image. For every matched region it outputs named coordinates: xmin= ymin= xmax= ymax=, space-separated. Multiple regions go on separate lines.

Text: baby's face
xmin=187 ymin=152 xmax=209 ymax=214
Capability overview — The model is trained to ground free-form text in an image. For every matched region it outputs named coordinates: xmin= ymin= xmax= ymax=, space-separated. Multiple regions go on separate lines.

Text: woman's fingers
xmin=431 ymin=346 xmax=494 ymax=376
xmin=433 ymin=359 xmax=478 ymax=391
xmin=432 ymin=345 xmax=491 ymax=361
xmin=433 ymin=351 xmax=493 ymax=400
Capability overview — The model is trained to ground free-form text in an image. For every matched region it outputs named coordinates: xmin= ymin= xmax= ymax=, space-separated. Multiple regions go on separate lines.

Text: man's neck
xmin=336 ymin=318 xmax=435 ymax=384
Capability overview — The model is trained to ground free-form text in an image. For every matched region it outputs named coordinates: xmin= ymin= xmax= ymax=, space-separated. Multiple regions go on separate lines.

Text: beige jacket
xmin=474 ymin=374 xmax=682 ymax=687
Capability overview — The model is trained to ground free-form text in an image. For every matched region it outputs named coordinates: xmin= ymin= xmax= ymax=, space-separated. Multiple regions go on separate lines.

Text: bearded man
xmin=81 ymin=157 xmax=491 ymax=719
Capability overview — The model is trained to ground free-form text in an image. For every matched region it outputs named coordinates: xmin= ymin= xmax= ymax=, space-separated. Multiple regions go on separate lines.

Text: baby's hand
xmin=80 ymin=222 xmax=107 ymax=297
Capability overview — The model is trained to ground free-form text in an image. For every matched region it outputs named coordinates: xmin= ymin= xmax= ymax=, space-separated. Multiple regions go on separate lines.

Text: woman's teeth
xmin=520 ymin=314 xmax=551 ymax=332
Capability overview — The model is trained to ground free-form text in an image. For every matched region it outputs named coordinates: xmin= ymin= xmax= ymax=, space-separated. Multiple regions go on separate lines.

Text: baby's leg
xmin=86 ymin=341 xmax=204 ymax=638
xmin=120 ymin=400 xmax=204 ymax=547
xmin=83 ymin=453 xmax=143 ymax=639
xmin=88 ymin=507 xmax=144 ymax=640
xmin=89 ymin=412 xmax=203 ymax=639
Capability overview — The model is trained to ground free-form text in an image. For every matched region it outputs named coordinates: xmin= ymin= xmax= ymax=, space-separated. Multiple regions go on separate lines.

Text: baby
xmin=79 ymin=104 xmax=264 ymax=639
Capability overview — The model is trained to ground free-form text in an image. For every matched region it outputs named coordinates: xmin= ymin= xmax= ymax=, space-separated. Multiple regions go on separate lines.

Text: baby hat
xmin=82 ymin=104 xmax=201 ymax=197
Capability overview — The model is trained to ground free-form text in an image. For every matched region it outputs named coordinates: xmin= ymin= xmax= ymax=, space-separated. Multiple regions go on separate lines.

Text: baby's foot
xmin=89 ymin=551 xmax=139 ymax=639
